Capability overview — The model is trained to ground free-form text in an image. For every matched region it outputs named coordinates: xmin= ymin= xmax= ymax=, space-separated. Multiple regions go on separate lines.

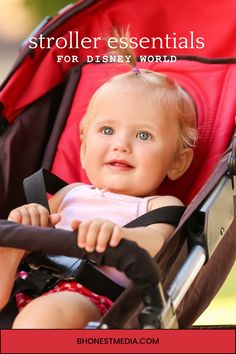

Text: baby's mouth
xmin=105 ymin=160 xmax=134 ymax=171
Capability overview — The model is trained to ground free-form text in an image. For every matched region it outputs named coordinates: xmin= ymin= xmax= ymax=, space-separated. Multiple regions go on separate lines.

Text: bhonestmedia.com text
xmin=77 ymin=337 xmax=160 ymax=345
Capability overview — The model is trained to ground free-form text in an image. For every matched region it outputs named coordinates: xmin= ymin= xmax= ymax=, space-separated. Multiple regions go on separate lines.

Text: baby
xmin=0 ymin=57 xmax=197 ymax=328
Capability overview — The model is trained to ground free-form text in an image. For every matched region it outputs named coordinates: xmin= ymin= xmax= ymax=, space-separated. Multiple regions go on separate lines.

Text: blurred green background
xmin=24 ymin=0 xmax=76 ymax=22
xmin=0 ymin=0 xmax=235 ymax=327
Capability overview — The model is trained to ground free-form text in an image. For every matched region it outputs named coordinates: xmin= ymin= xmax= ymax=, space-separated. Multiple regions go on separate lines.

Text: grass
xmin=194 ymin=262 xmax=236 ymax=326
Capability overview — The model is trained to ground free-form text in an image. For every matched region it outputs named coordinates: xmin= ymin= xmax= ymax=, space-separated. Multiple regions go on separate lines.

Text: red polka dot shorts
xmin=16 ymin=271 xmax=113 ymax=316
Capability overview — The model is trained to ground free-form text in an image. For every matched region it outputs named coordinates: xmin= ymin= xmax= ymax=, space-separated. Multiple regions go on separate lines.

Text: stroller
xmin=0 ymin=0 xmax=235 ymax=329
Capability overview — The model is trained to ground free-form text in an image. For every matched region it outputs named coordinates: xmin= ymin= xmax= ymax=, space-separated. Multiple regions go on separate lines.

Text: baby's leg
xmin=0 ymin=247 xmax=25 ymax=309
xmin=12 ymin=291 xmax=101 ymax=329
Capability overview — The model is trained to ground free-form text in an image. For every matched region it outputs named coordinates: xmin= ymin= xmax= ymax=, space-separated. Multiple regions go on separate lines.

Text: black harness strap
xmin=23 ymin=168 xmax=67 ymax=211
xmin=125 ymin=205 xmax=185 ymax=228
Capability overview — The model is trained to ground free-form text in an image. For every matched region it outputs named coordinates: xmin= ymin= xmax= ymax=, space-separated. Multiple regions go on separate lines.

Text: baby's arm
xmin=72 ymin=195 xmax=183 ymax=257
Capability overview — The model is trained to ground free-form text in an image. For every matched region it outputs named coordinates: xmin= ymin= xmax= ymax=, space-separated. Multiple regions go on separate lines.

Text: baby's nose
xmin=113 ymin=136 xmax=131 ymax=153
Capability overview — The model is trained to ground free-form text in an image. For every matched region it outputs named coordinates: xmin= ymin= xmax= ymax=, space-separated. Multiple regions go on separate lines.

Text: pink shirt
xmin=56 ymin=184 xmax=157 ymax=287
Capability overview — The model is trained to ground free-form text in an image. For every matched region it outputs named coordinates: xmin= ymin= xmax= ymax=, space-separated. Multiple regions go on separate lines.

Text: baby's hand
xmin=71 ymin=219 xmax=123 ymax=253
xmin=8 ymin=203 xmax=61 ymax=227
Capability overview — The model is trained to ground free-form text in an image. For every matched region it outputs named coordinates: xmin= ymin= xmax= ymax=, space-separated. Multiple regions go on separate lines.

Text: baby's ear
xmin=167 ymin=147 xmax=193 ymax=180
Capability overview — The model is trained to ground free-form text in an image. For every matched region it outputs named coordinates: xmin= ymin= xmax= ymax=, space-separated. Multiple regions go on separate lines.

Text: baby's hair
xmin=81 ymin=28 xmax=198 ymax=152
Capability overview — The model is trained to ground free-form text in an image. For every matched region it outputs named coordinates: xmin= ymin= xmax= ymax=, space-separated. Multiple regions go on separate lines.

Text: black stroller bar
xmin=0 ymin=220 xmax=160 ymax=288
xmin=0 ymin=219 xmax=165 ymax=328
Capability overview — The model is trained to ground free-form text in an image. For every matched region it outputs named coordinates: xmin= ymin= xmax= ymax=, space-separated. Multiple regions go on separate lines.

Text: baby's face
xmin=80 ymin=84 xmax=180 ymax=196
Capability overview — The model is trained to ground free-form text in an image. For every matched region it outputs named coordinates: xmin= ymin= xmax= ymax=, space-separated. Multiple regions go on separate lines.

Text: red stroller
xmin=0 ymin=0 xmax=235 ymax=329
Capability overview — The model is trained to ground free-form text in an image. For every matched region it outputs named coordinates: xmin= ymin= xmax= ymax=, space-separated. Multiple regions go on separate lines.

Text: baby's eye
xmin=137 ymin=131 xmax=151 ymax=140
xmin=102 ymin=127 xmax=114 ymax=135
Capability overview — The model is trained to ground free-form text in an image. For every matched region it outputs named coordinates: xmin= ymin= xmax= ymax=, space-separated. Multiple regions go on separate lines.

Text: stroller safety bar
xmin=0 ymin=221 xmax=160 ymax=288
